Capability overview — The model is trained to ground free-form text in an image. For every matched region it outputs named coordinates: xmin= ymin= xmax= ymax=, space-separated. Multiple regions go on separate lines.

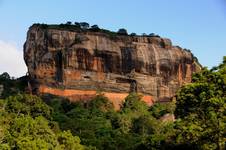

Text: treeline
xmin=33 ymin=21 xmax=160 ymax=37
xmin=0 ymin=72 xmax=27 ymax=98
xmin=0 ymin=57 xmax=225 ymax=149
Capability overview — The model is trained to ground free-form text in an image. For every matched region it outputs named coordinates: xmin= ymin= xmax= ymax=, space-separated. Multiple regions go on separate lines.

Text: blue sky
xmin=0 ymin=0 xmax=226 ymax=77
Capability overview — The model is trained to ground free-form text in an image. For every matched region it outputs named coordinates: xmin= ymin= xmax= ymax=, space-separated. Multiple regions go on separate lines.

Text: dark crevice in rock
xmin=55 ymin=51 xmax=63 ymax=82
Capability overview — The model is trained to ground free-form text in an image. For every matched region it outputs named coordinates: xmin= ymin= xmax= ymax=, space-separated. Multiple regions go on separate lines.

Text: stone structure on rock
xmin=24 ymin=24 xmax=201 ymax=108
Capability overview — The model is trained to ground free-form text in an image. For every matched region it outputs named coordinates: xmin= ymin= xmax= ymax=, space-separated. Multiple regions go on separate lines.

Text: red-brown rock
xmin=24 ymin=24 xmax=201 ymax=107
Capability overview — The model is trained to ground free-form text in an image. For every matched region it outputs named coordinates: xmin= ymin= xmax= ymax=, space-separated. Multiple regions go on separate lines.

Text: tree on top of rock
xmin=80 ymin=22 xmax=89 ymax=29
xmin=117 ymin=28 xmax=128 ymax=35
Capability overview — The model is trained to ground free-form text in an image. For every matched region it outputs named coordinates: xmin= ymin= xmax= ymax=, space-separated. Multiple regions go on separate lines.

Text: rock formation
xmin=24 ymin=24 xmax=201 ymax=108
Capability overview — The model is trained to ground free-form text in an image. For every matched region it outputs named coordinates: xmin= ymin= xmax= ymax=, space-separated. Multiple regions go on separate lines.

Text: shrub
xmin=66 ymin=21 xmax=72 ymax=25
xmin=80 ymin=22 xmax=89 ymax=29
xmin=90 ymin=25 xmax=100 ymax=32
xmin=130 ymin=33 xmax=137 ymax=36
xmin=5 ymin=94 xmax=52 ymax=119
xmin=117 ymin=28 xmax=128 ymax=35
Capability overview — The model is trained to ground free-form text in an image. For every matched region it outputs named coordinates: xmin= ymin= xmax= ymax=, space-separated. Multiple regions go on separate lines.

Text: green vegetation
xmin=32 ymin=22 xmax=161 ymax=38
xmin=117 ymin=28 xmax=128 ymax=35
xmin=45 ymin=93 xmax=175 ymax=150
xmin=0 ymin=57 xmax=225 ymax=149
xmin=173 ymin=56 xmax=226 ymax=150
xmin=0 ymin=72 xmax=27 ymax=98
xmin=0 ymin=94 xmax=87 ymax=150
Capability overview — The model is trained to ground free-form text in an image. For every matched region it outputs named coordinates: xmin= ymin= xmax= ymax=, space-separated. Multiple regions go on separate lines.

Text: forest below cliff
xmin=0 ymin=57 xmax=225 ymax=150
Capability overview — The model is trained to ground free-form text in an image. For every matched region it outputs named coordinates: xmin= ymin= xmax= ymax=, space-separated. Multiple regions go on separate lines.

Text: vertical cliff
xmin=24 ymin=24 xmax=201 ymax=108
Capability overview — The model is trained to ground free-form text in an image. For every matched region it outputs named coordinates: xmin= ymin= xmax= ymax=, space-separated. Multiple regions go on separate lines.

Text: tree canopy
xmin=0 ymin=56 xmax=225 ymax=149
xmin=0 ymin=94 xmax=87 ymax=150
xmin=174 ymin=57 xmax=226 ymax=149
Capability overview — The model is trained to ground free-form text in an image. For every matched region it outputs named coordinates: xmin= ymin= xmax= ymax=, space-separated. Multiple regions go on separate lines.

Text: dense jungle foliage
xmin=0 ymin=57 xmax=225 ymax=150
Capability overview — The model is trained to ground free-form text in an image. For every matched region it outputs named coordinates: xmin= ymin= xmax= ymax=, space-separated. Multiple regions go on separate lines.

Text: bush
xmin=130 ymin=33 xmax=137 ymax=36
xmin=0 ymin=72 xmax=10 ymax=80
xmin=80 ymin=22 xmax=89 ymax=29
xmin=5 ymin=94 xmax=52 ymax=119
xmin=89 ymin=25 xmax=100 ymax=32
xmin=74 ymin=22 xmax=81 ymax=28
xmin=66 ymin=21 xmax=72 ymax=25
xmin=88 ymin=94 xmax=114 ymax=112
xmin=117 ymin=28 xmax=128 ymax=35
xmin=149 ymin=33 xmax=160 ymax=37
xmin=122 ymin=93 xmax=149 ymax=114
xmin=149 ymin=102 xmax=175 ymax=119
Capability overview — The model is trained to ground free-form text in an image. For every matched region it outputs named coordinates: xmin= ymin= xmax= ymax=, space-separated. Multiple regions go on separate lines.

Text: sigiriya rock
xmin=24 ymin=24 xmax=201 ymax=109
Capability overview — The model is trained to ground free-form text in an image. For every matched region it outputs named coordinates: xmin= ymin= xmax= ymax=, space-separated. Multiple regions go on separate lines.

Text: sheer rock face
xmin=24 ymin=25 xmax=201 ymax=107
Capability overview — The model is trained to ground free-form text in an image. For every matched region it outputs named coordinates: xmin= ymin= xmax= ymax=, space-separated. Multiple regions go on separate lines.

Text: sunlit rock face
xmin=24 ymin=24 xmax=201 ymax=108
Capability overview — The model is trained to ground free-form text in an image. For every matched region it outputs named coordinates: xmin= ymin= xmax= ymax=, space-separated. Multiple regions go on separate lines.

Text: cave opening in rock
xmin=130 ymin=80 xmax=137 ymax=93
xmin=55 ymin=51 xmax=63 ymax=82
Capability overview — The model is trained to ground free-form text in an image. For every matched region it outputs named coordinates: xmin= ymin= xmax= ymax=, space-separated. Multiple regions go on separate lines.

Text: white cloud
xmin=0 ymin=40 xmax=27 ymax=78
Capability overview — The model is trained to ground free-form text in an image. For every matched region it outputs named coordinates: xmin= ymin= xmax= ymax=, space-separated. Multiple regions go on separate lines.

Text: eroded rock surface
xmin=24 ymin=24 xmax=201 ymax=107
